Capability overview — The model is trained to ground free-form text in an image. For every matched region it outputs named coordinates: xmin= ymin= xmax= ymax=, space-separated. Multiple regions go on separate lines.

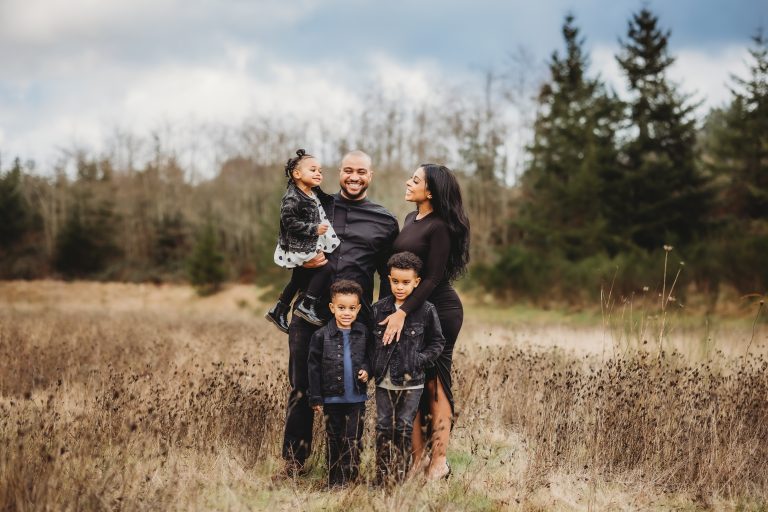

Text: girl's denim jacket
xmin=278 ymin=181 xmax=334 ymax=254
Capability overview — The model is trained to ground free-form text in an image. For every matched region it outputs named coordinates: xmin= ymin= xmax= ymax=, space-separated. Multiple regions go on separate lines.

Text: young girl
xmin=265 ymin=149 xmax=339 ymax=332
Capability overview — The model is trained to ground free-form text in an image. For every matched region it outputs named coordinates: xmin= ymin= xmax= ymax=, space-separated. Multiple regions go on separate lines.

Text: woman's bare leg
xmin=426 ymin=378 xmax=452 ymax=479
xmin=410 ymin=411 xmax=428 ymax=473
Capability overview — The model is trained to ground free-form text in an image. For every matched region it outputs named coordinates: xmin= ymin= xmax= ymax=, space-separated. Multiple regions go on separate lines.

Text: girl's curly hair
xmin=284 ymin=149 xmax=312 ymax=179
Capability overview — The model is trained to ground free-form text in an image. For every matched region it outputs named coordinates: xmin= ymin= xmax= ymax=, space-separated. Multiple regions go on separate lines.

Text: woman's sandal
xmin=427 ymin=461 xmax=451 ymax=481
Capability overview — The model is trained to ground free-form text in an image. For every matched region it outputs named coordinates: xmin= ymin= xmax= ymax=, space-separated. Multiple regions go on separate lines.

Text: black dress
xmin=392 ymin=211 xmax=463 ymax=421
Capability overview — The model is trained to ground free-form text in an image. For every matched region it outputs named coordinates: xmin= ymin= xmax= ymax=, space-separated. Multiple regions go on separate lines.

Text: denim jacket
xmin=308 ymin=320 xmax=374 ymax=407
xmin=371 ymin=296 xmax=445 ymax=387
xmin=278 ymin=181 xmax=334 ymax=254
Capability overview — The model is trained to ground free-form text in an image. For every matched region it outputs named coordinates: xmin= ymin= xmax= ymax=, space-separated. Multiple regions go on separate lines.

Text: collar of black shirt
xmin=333 ymin=192 xmax=370 ymax=206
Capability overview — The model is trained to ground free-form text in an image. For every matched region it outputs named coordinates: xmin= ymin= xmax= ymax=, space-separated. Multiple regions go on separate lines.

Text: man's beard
xmin=340 ymin=181 xmax=368 ymax=200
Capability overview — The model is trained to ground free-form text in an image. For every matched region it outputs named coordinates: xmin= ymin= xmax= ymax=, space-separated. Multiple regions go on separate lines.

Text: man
xmin=280 ymin=150 xmax=399 ymax=476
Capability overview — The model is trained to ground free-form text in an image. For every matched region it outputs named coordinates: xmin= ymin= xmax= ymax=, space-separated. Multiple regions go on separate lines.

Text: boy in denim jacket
xmin=308 ymin=279 xmax=374 ymax=487
xmin=371 ymin=252 xmax=445 ymax=484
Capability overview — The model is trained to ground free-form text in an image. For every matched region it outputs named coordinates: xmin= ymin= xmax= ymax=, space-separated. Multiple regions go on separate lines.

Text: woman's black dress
xmin=392 ymin=211 xmax=463 ymax=422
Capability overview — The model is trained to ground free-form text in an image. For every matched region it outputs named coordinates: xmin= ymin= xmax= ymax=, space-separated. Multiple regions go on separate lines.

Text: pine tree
xmin=699 ymin=29 xmax=768 ymax=294
xmin=153 ymin=211 xmax=189 ymax=271
xmin=54 ymin=155 xmax=122 ymax=278
xmin=54 ymin=206 xmax=98 ymax=277
xmin=0 ymin=158 xmax=33 ymax=250
xmin=608 ymin=8 xmax=712 ymax=250
xmin=705 ymin=28 xmax=768 ymax=221
xmin=519 ymin=14 xmax=622 ymax=259
xmin=188 ymin=221 xmax=227 ymax=296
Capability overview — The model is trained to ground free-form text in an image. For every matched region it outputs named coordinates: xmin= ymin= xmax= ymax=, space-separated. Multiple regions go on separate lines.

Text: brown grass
xmin=1 ymin=281 xmax=767 ymax=511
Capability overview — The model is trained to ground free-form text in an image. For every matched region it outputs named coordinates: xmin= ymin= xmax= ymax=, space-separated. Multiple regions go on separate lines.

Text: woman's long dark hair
xmin=421 ymin=164 xmax=470 ymax=282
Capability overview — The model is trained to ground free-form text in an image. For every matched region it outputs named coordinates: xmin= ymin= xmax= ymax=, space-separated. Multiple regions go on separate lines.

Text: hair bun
xmin=285 ymin=148 xmax=310 ymax=178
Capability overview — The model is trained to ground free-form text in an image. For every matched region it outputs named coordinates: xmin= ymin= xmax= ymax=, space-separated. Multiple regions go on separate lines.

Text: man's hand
xmin=358 ymin=369 xmax=369 ymax=383
xmin=317 ymin=222 xmax=330 ymax=235
xmin=303 ymin=252 xmax=327 ymax=268
xmin=312 ymin=404 xmax=322 ymax=413
xmin=379 ymin=309 xmax=406 ymax=345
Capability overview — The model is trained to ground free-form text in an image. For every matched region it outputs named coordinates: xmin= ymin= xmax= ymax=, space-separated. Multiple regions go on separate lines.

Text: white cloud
xmin=368 ymin=53 xmax=440 ymax=104
xmin=0 ymin=45 xmax=370 ymax=168
xmin=0 ymin=0 xmax=313 ymax=45
xmin=591 ymin=43 xmax=751 ymax=115
xmin=0 ymin=1 xmax=756 ymax=174
xmin=0 ymin=0 xmax=175 ymax=44
xmin=669 ymin=46 xmax=752 ymax=109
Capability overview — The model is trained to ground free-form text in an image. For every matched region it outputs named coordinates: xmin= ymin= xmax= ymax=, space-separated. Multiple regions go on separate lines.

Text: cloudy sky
xmin=0 ymin=0 xmax=765 ymax=170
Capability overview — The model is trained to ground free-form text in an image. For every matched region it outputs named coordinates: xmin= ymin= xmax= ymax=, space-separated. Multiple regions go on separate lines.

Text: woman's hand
xmin=379 ymin=309 xmax=406 ymax=345
xmin=357 ymin=369 xmax=369 ymax=382
xmin=317 ymin=222 xmax=329 ymax=235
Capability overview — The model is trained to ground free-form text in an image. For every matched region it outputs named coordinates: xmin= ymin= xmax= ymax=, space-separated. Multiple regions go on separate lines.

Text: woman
xmin=379 ymin=163 xmax=470 ymax=480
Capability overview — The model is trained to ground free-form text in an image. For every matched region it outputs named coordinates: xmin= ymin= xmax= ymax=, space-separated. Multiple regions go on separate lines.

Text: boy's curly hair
xmin=387 ymin=251 xmax=423 ymax=276
xmin=330 ymin=279 xmax=363 ymax=302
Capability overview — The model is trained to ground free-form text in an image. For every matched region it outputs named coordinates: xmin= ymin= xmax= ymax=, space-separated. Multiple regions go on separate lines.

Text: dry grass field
xmin=1 ymin=281 xmax=767 ymax=511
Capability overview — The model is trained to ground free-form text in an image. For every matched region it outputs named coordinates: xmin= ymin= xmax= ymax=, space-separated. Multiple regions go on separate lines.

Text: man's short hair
xmin=330 ymin=279 xmax=363 ymax=302
xmin=387 ymin=252 xmax=423 ymax=276
xmin=341 ymin=150 xmax=372 ymax=169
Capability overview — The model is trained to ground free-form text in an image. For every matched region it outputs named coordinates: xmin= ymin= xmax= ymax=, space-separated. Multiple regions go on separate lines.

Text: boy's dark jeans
xmin=375 ymin=387 xmax=423 ymax=484
xmin=323 ymin=402 xmax=365 ymax=486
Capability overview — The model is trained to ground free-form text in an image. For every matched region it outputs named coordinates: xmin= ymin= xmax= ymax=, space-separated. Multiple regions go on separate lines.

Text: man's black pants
xmin=282 ymin=315 xmax=317 ymax=464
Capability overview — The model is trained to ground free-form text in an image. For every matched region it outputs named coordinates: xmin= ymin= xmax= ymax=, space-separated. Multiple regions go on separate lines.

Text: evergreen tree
xmin=54 ymin=156 xmax=122 ymax=278
xmin=519 ymin=14 xmax=622 ymax=259
xmin=704 ymin=28 xmax=768 ymax=221
xmin=54 ymin=202 xmax=121 ymax=278
xmin=699 ymin=29 xmax=768 ymax=294
xmin=54 ymin=206 xmax=98 ymax=277
xmin=608 ymin=8 xmax=712 ymax=251
xmin=188 ymin=221 xmax=227 ymax=295
xmin=0 ymin=158 xmax=33 ymax=250
xmin=153 ymin=212 xmax=189 ymax=271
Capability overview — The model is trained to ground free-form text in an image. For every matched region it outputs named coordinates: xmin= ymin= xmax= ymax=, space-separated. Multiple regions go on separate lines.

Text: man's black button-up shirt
xmin=326 ymin=193 xmax=399 ymax=307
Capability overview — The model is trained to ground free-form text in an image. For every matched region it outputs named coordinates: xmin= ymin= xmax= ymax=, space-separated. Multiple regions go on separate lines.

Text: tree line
xmin=0 ymin=8 xmax=765 ymax=306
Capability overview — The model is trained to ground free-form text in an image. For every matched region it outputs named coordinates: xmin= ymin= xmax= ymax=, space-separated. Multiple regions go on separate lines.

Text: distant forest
xmin=1 ymin=8 xmax=766 ymax=307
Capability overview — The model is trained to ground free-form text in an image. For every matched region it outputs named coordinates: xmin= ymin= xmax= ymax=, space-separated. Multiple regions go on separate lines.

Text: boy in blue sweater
xmin=308 ymin=279 xmax=374 ymax=487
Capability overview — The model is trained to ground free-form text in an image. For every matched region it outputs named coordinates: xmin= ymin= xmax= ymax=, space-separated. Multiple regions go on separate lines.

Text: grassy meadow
xmin=1 ymin=280 xmax=766 ymax=511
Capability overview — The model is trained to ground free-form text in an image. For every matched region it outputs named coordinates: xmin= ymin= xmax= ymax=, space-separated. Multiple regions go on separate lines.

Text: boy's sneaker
xmin=294 ymin=295 xmax=324 ymax=326
xmin=265 ymin=300 xmax=291 ymax=333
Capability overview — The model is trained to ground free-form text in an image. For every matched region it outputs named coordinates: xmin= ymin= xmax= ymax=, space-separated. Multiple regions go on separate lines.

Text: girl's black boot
xmin=294 ymin=295 xmax=324 ymax=326
xmin=265 ymin=301 xmax=291 ymax=333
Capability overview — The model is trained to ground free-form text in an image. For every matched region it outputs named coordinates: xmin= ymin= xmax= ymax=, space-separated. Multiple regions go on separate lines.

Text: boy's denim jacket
xmin=371 ymin=296 xmax=445 ymax=387
xmin=278 ymin=181 xmax=334 ymax=254
xmin=307 ymin=320 xmax=374 ymax=407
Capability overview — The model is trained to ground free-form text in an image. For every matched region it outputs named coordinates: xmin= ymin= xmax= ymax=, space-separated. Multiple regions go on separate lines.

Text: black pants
xmin=375 ymin=387 xmax=422 ymax=483
xmin=278 ymin=263 xmax=333 ymax=304
xmin=282 ymin=315 xmax=317 ymax=464
xmin=323 ymin=402 xmax=365 ymax=486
